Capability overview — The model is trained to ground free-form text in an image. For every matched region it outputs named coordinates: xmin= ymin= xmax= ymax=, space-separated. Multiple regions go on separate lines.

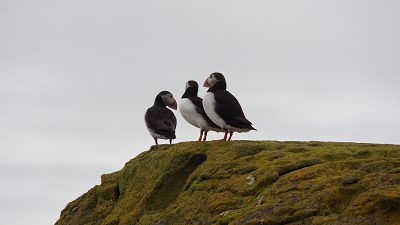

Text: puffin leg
xmin=228 ymin=131 xmax=234 ymax=141
xmin=154 ymin=138 xmax=158 ymax=145
xmin=202 ymin=130 xmax=208 ymax=141
xmin=169 ymin=139 xmax=172 ymax=144
xmin=198 ymin=129 xmax=204 ymax=141
xmin=222 ymin=130 xmax=228 ymax=141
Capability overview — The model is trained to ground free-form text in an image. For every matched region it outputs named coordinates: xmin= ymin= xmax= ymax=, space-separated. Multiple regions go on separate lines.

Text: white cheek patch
xmin=209 ymin=77 xmax=218 ymax=87
xmin=161 ymin=95 xmax=174 ymax=106
xmin=161 ymin=95 xmax=167 ymax=104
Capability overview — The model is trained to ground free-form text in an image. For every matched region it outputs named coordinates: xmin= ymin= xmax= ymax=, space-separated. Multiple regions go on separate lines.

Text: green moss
xmin=56 ymin=141 xmax=400 ymax=225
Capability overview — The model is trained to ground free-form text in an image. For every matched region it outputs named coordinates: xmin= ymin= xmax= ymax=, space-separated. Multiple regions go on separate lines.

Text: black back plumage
xmin=182 ymin=81 xmax=221 ymax=130
xmin=145 ymin=93 xmax=177 ymax=139
xmin=208 ymin=77 xmax=255 ymax=130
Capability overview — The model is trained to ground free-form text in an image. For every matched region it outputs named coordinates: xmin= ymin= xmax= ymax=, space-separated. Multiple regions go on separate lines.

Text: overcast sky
xmin=1 ymin=1 xmax=400 ymax=224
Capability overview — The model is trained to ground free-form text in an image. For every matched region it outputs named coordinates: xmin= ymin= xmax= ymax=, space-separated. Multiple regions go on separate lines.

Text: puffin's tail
xmin=159 ymin=130 xmax=176 ymax=139
xmin=236 ymin=117 xmax=257 ymax=131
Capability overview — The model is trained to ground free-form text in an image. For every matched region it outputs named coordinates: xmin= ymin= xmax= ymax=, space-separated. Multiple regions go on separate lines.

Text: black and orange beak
xmin=169 ymin=99 xmax=177 ymax=110
xmin=203 ymin=78 xmax=210 ymax=87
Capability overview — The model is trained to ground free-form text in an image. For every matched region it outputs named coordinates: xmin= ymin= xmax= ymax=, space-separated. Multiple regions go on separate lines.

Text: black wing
xmin=145 ymin=105 xmax=177 ymax=139
xmin=189 ymin=96 xmax=222 ymax=129
xmin=213 ymin=90 xmax=254 ymax=129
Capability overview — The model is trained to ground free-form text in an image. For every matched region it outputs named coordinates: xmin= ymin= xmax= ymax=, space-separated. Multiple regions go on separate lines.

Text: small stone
xmin=341 ymin=175 xmax=360 ymax=185
xmin=256 ymin=196 xmax=264 ymax=207
xmin=220 ymin=210 xmax=229 ymax=217
xmin=71 ymin=206 xmax=78 ymax=213
xmin=246 ymin=173 xmax=256 ymax=186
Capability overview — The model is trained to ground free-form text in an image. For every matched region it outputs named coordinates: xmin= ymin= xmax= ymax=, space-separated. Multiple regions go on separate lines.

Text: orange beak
xmin=203 ymin=78 xmax=210 ymax=87
xmin=169 ymin=99 xmax=177 ymax=110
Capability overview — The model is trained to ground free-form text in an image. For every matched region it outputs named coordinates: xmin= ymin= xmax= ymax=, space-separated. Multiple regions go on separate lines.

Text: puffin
xmin=179 ymin=80 xmax=223 ymax=141
xmin=145 ymin=91 xmax=177 ymax=145
xmin=202 ymin=72 xmax=256 ymax=141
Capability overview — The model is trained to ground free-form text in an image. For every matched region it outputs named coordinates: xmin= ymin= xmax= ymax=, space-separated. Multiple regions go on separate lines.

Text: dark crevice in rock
xmin=144 ymin=154 xmax=207 ymax=210
xmin=276 ymin=159 xmax=323 ymax=177
xmin=115 ymin=184 xmax=121 ymax=199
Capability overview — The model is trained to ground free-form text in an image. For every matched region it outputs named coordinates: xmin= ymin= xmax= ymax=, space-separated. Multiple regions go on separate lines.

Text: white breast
xmin=203 ymin=92 xmax=227 ymax=129
xmin=179 ymin=98 xmax=209 ymax=129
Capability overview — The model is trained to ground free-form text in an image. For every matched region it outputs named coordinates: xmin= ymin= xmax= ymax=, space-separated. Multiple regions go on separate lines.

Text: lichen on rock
xmin=56 ymin=141 xmax=400 ymax=225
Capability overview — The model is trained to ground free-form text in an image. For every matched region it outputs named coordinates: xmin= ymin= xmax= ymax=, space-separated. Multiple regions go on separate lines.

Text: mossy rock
xmin=56 ymin=141 xmax=400 ymax=225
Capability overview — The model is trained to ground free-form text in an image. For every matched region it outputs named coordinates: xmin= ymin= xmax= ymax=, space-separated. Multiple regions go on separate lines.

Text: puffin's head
xmin=203 ymin=72 xmax=225 ymax=88
xmin=158 ymin=91 xmax=177 ymax=110
xmin=185 ymin=80 xmax=199 ymax=90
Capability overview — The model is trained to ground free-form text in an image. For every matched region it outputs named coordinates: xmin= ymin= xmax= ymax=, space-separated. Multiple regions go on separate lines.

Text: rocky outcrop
xmin=56 ymin=141 xmax=400 ymax=225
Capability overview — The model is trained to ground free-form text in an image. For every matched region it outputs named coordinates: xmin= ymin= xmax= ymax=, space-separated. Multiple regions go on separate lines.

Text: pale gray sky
xmin=1 ymin=1 xmax=400 ymax=224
